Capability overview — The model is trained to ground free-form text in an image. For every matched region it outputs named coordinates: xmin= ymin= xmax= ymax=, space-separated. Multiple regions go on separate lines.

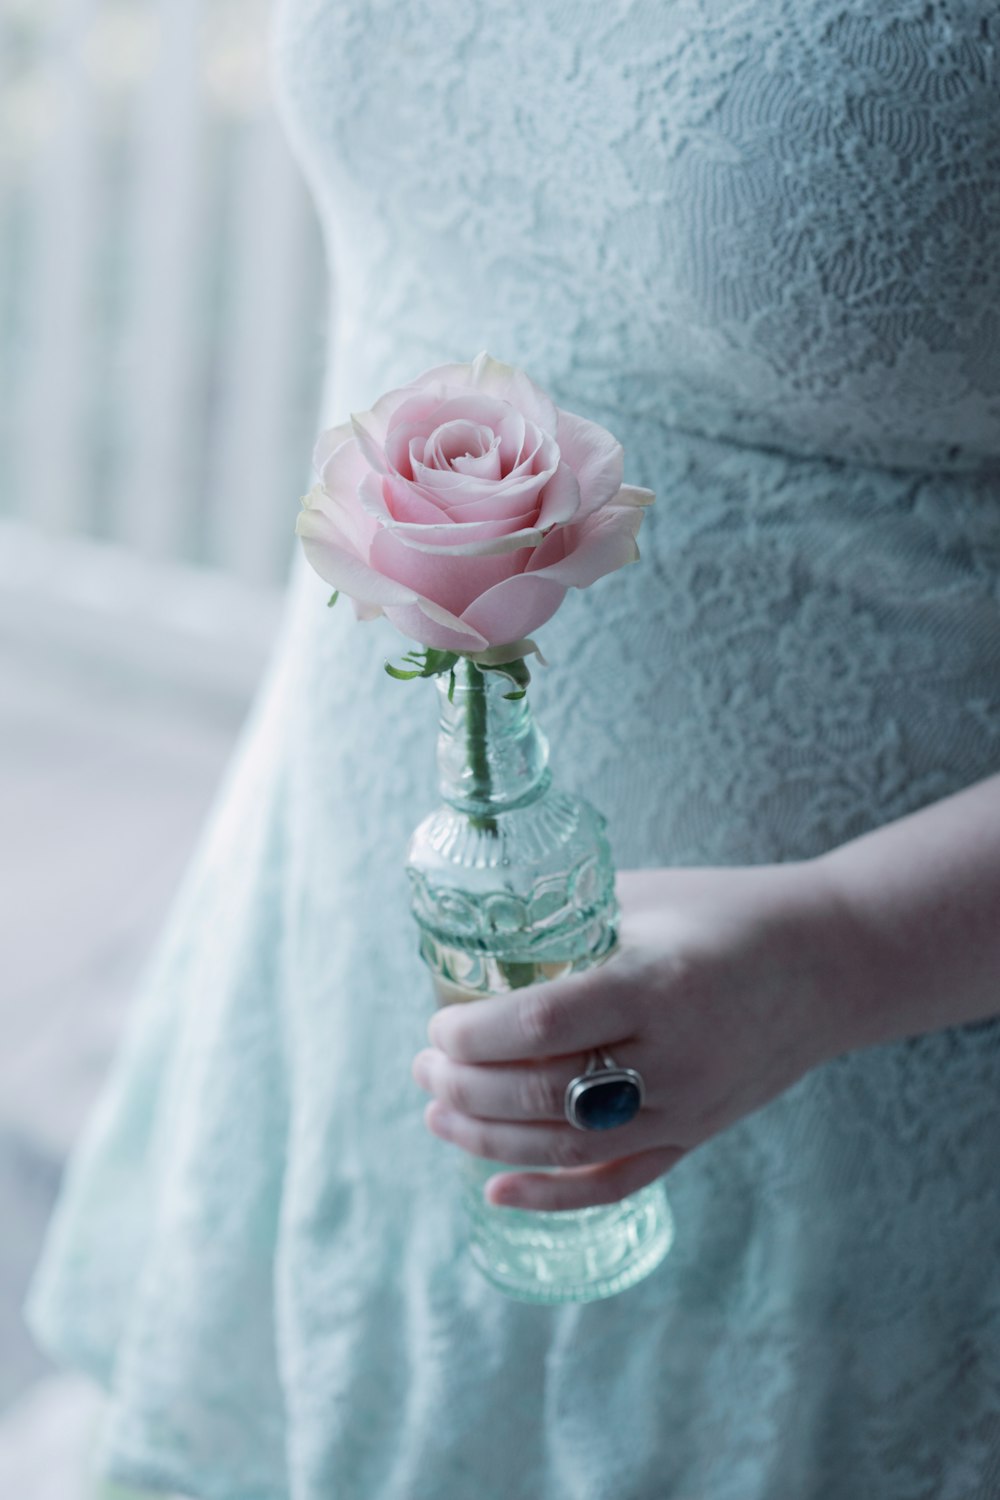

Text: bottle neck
xmin=435 ymin=659 xmax=550 ymax=816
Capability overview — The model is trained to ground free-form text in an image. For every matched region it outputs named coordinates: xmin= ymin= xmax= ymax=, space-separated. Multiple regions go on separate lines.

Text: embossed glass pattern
xmin=407 ymin=661 xmax=673 ymax=1302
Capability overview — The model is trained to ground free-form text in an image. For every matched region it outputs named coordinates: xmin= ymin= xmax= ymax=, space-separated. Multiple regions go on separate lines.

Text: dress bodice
xmin=271 ymin=0 xmax=1000 ymax=474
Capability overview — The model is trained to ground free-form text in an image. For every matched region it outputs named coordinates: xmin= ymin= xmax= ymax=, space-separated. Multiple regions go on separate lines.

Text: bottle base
xmin=463 ymin=1163 xmax=675 ymax=1304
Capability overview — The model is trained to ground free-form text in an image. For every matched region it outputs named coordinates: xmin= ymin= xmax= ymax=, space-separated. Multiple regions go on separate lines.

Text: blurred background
xmin=0 ymin=0 xmax=326 ymax=1489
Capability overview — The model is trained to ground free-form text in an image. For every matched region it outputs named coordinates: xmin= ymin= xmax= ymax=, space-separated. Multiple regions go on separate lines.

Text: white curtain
xmin=0 ymin=0 xmax=325 ymax=589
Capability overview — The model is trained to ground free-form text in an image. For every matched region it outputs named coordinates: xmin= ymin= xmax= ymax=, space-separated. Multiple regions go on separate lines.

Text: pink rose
xmin=296 ymin=352 xmax=654 ymax=658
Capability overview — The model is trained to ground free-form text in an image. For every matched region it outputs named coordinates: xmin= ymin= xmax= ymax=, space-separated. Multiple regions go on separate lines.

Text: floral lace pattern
xmin=27 ymin=3 xmax=1000 ymax=1497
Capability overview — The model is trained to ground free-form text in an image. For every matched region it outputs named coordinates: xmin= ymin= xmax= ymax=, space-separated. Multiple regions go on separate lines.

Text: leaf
xmin=479 ymin=656 xmax=531 ymax=700
xmin=327 ymin=591 xmax=340 ymax=608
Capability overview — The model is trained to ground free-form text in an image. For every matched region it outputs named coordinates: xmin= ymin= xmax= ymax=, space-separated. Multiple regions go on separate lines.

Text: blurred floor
xmin=0 ymin=597 xmax=263 ymax=1496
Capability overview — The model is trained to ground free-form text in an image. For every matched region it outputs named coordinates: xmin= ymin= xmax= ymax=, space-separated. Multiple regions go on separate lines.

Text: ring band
xmin=564 ymin=1049 xmax=645 ymax=1131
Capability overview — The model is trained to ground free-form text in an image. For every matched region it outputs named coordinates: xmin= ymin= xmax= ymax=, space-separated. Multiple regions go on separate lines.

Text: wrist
xmin=812 ymin=773 xmax=1000 ymax=1051
xmin=802 ymin=848 xmax=891 ymax=1059
xmin=779 ymin=853 xmax=874 ymax=1067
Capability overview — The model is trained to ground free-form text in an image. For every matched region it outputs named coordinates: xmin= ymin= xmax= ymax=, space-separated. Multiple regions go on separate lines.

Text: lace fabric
xmin=26 ymin=3 xmax=1000 ymax=1497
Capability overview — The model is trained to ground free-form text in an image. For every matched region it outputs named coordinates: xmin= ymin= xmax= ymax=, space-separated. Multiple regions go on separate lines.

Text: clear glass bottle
xmin=406 ymin=658 xmax=674 ymax=1303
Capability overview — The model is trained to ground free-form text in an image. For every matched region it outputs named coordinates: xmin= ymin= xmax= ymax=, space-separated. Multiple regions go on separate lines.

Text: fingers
xmin=424 ymin=1099 xmax=662 ymax=1168
xmin=483 ymin=1147 xmax=685 ymax=1212
xmin=413 ymin=1048 xmax=591 ymax=1122
xmin=428 ymin=965 xmax=631 ymax=1064
xmin=413 ymin=1044 xmax=652 ymax=1123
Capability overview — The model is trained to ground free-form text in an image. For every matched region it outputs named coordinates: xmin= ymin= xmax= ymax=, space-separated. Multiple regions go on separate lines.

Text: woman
xmin=28 ymin=1 xmax=1000 ymax=1496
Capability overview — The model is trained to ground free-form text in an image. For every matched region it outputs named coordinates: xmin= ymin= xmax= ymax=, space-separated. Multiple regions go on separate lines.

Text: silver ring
xmin=564 ymin=1049 xmax=645 ymax=1132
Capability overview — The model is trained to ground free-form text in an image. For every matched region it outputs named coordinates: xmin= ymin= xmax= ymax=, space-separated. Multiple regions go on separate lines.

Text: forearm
xmin=817 ymin=771 xmax=1000 ymax=1054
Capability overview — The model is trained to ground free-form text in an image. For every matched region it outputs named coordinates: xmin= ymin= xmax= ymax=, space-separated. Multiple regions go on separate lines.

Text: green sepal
xmin=384 ymin=647 xmax=460 ymax=683
xmin=327 ymin=591 xmax=339 ymax=608
xmin=383 ymin=648 xmax=531 ymax=698
xmin=478 ymin=656 xmax=531 ymax=700
xmin=422 ymin=648 xmax=461 ymax=676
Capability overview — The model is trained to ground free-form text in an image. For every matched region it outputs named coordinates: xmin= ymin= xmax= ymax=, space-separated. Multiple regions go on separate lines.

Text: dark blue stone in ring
xmin=565 ymin=1055 xmax=645 ymax=1131
xmin=572 ymin=1077 xmax=642 ymax=1130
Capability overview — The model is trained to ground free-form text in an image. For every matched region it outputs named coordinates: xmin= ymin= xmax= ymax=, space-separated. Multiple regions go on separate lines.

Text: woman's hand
xmin=413 ymin=771 xmax=1000 ymax=1211
xmin=412 ymin=859 xmax=850 ymax=1211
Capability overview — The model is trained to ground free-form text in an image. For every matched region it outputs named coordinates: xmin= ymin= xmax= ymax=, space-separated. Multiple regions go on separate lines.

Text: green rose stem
xmin=465 ymin=661 xmax=498 ymax=838
xmin=383 ymin=648 xmax=537 ymax=990
xmin=464 ymin=659 xmax=536 ymax=992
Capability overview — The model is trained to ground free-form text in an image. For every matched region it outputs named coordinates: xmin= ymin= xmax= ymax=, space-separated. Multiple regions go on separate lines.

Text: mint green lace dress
xmin=27 ymin=3 xmax=1000 ymax=1497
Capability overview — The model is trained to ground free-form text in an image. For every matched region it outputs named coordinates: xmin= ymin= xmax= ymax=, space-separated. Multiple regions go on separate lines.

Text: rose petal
xmin=370 ymin=527 xmax=527 ymax=617
xmin=317 ymin=434 xmax=370 ymax=503
xmin=415 ymin=596 xmax=493 ymax=645
xmin=433 ymin=413 xmax=543 ymax=490
xmin=500 ymin=415 xmax=547 ymax=474
xmin=383 ymin=517 xmax=544 ymax=556
xmin=616 ymin=484 xmax=656 ymax=509
xmin=411 ymin=477 xmax=543 ymax=525
xmin=449 ymin=445 xmax=503 ymax=478
xmin=409 ymin=465 xmax=549 ymax=522
xmin=386 ymin=403 xmax=511 ymax=484
xmin=522 ymin=525 xmax=567 ymax=573
xmin=466 ymin=351 xmax=559 ymax=434
xmin=496 ymin=409 xmax=527 ymax=473
xmin=355 ymin=378 xmax=431 ymax=447
xmin=535 ymin=461 xmax=582 ymax=530
xmin=382 ymin=418 xmax=435 ymax=478
xmin=400 ymin=421 xmax=549 ymax=502
xmin=312 ymin=419 xmax=354 ymax=477
xmin=383 ymin=600 xmax=489 ymax=653
xmin=352 ymin=599 xmax=384 ymax=622
xmin=362 ymin=472 xmax=451 ymax=526
xmin=459 ymin=571 xmax=568 ymax=646
xmin=406 ymin=460 xmax=485 ymax=495
xmin=401 ymin=352 xmax=557 ymax=435
xmin=382 ymin=391 xmax=451 ymax=438
xmin=295 ymin=506 xmax=417 ymax=608
xmin=525 ymin=500 xmax=644 ymax=587
xmin=308 ymin=468 xmax=379 ymax=555
xmin=423 ymin=419 xmax=499 ymax=472
xmin=387 ymin=390 xmax=511 ymax=443
xmin=555 ymin=408 xmax=625 ymax=517
xmin=458 ymin=423 xmax=552 ymax=494
xmin=350 ymin=410 xmax=391 ymax=475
